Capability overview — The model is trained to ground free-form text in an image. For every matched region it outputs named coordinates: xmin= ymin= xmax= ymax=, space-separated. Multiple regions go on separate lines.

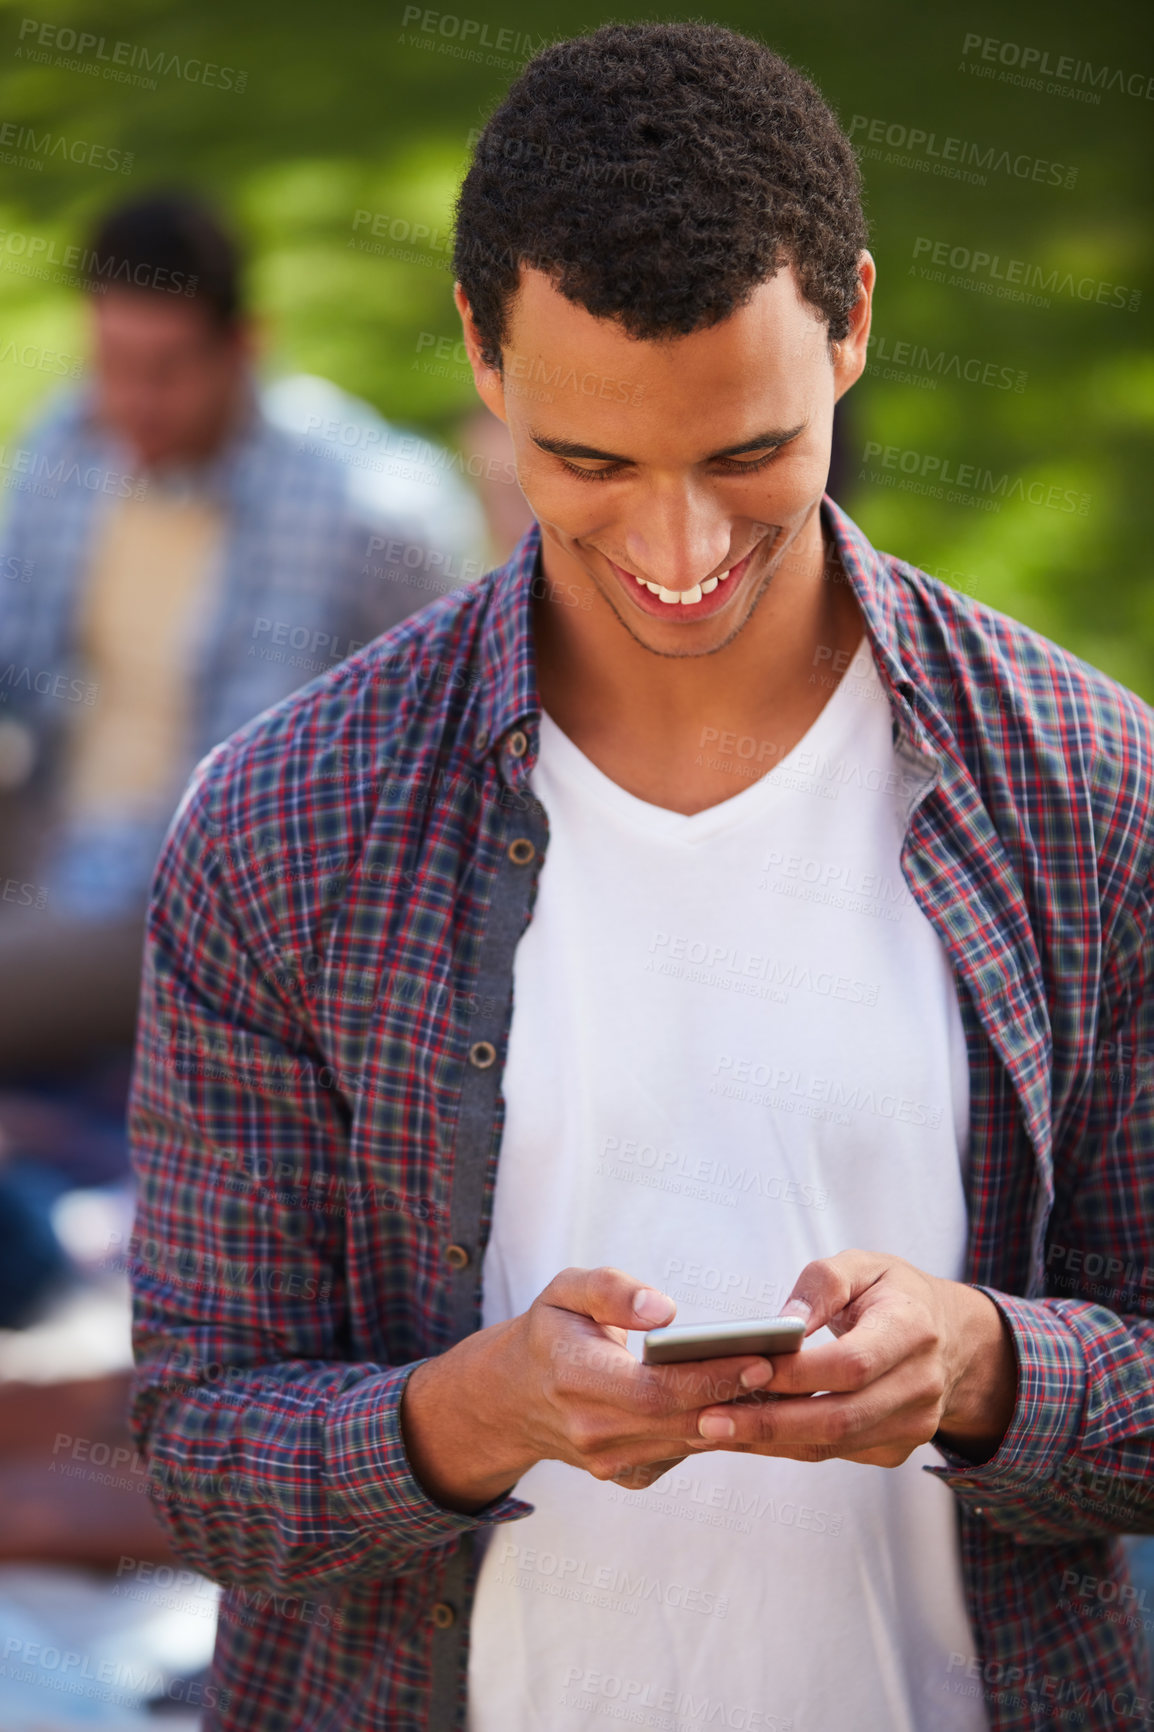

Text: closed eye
xmin=559 ymin=449 xmax=785 ymax=483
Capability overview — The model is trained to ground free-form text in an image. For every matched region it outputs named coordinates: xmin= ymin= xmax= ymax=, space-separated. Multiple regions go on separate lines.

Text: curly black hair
xmin=453 ymin=21 xmax=868 ymax=371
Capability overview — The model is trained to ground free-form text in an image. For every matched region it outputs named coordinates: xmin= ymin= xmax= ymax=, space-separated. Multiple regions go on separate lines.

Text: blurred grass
xmin=0 ymin=0 xmax=1150 ymax=694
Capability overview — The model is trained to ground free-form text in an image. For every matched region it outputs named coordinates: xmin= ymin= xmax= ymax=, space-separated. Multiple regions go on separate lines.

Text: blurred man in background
xmin=0 ymin=190 xmax=484 ymax=1321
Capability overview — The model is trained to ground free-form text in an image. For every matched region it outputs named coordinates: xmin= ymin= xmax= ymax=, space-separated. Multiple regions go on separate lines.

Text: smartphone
xmin=641 ymin=1315 xmax=806 ymax=1366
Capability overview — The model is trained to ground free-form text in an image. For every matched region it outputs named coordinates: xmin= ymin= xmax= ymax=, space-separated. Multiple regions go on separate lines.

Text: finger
xmin=556 ymin=1345 xmax=783 ymax=1436
xmin=693 ymin=1363 xmax=937 ymax=1456
xmin=647 ymin=1352 xmax=783 ymax=1412
xmin=783 ymin=1249 xmax=895 ymax=1337
xmin=758 ymin=1303 xmax=923 ymax=1397
xmin=542 ymin=1265 xmax=677 ymax=1332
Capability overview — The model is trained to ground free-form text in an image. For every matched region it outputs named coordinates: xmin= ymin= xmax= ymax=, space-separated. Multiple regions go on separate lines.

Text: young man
xmin=127 ymin=23 xmax=1153 ymax=1732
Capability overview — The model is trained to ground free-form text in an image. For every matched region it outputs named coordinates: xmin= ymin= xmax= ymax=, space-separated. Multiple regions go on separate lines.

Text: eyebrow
xmin=529 ymin=425 xmax=806 ymax=464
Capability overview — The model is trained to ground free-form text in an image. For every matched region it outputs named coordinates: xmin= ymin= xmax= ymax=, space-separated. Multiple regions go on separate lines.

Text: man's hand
xmin=691 ymin=1250 xmax=1019 ymax=1468
xmin=400 ymin=1265 xmax=774 ymax=1512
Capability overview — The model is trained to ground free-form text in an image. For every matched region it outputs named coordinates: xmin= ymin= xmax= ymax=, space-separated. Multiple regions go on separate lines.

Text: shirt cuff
xmin=923 ymin=1285 xmax=1087 ymax=1501
xmin=327 ymin=1362 xmax=534 ymax=1551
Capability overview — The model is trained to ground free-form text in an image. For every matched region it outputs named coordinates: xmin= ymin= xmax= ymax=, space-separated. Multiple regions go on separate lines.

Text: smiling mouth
xmin=607 ymin=549 xmax=755 ymax=617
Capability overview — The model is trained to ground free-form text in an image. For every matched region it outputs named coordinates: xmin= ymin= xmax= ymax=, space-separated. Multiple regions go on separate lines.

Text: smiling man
xmin=128 ymin=22 xmax=1153 ymax=1732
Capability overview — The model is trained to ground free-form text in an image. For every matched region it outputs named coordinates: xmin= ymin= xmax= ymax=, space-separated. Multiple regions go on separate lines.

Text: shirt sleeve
xmin=127 ymin=755 xmax=533 ymax=1594
xmin=926 ymin=872 xmax=1154 ymax=1542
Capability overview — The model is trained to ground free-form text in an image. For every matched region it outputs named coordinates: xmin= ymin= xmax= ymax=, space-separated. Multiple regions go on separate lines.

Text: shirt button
xmin=507 ymin=729 xmax=528 ymax=758
xmin=475 ymin=727 xmax=490 ymax=752
xmin=431 ymin=1601 xmax=456 ymax=1629
xmin=445 ymin=1243 xmax=470 ymax=1270
xmin=469 ymin=1040 xmax=497 ymax=1069
xmin=508 ymin=837 xmax=535 ymax=865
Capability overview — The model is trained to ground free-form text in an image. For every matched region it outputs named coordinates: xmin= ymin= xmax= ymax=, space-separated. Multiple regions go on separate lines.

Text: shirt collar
xmin=820 ymin=495 xmax=939 ymax=763
xmin=471 ymin=522 xmax=547 ymax=769
xmin=471 ymin=497 xmax=939 ymax=770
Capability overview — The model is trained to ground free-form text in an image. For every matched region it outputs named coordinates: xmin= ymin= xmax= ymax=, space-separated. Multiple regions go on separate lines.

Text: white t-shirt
xmin=466 ymin=636 xmax=989 ymax=1732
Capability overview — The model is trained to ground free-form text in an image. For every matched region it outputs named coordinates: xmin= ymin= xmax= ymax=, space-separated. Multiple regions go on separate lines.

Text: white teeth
xmin=628 ymin=569 xmax=731 ymax=604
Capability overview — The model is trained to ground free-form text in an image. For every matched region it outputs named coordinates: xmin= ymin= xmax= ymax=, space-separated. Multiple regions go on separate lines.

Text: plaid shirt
xmin=128 ymin=500 xmax=1154 ymax=1732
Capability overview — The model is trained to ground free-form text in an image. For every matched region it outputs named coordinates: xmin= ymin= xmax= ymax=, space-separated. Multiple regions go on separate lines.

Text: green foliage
xmin=0 ymin=0 xmax=1149 ymax=692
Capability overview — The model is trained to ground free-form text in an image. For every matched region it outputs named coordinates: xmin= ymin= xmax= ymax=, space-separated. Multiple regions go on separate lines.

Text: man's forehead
xmin=501 ymin=264 xmax=826 ymax=457
xmin=505 ymin=262 xmax=828 ymax=372
xmin=92 ymin=289 xmax=221 ymax=343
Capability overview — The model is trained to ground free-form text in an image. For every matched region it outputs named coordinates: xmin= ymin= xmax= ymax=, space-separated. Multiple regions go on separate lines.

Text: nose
xmin=620 ymin=481 xmax=733 ymax=592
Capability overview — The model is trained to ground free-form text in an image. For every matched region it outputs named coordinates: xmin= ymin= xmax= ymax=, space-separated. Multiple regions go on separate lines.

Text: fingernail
xmin=633 ymin=1287 xmax=672 ymax=1324
xmin=739 ymin=1361 xmax=773 ymax=1390
xmin=781 ymin=1298 xmax=812 ymax=1321
xmin=698 ymin=1414 xmax=735 ymax=1440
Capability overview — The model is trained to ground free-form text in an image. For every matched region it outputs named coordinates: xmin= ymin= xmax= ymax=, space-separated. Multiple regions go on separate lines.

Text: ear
xmin=831 ymin=250 xmax=875 ymax=403
xmin=453 ymin=283 xmax=508 ymax=425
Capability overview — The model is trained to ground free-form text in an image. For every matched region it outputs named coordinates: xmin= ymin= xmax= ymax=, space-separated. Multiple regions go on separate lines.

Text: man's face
xmin=457 ymin=259 xmax=872 ymax=657
xmin=89 ymin=289 xmax=250 ymax=469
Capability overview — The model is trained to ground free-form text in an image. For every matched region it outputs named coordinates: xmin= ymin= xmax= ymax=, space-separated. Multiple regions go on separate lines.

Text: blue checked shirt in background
xmin=0 ymin=382 xmax=483 ymax=916
xmin=127 ymin=501 xmax=1154 ymax=1731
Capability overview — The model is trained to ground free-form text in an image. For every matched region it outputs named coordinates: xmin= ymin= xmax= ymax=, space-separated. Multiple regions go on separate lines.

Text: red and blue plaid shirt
xmin=128 ymin=499 xmax=1154 ymax=1731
